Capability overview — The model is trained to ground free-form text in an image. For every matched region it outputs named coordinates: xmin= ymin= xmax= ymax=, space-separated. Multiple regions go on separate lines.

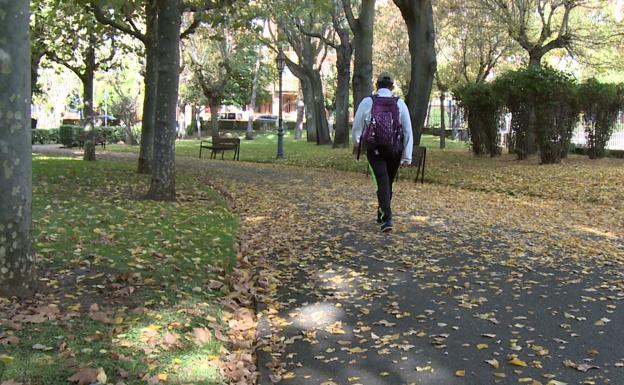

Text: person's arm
xmin=352 ymin=97 xmax=372 ymax=147
xmin=398 ymin=99 xmax=413 ymax=164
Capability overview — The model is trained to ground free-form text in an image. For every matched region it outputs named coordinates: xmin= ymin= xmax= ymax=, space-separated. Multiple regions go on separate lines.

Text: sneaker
xmin=380 ymin=220 xmax=393 ymax=233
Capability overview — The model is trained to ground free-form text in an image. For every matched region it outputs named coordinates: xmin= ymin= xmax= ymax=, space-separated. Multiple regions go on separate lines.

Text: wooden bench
xmin=199 ymin=137 xmax=240 ymax=160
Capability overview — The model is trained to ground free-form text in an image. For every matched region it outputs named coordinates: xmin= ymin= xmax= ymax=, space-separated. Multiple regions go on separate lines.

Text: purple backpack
xmin=362 ymin=95 xmax=402 ymax=150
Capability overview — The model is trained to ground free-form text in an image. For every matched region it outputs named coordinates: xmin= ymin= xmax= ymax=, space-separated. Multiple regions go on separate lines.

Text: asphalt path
xmin=33 ymin=144 xmax=624 ymax=385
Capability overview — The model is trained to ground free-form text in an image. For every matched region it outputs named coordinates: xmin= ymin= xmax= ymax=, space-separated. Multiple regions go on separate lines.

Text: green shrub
xmin=59 ymin=125 xmax=82 ymax=147
xmin=454 ymin=82 xmax=502 ymax=157
xmin=97 ymin=126 xmax=125 ymax=143
xmin=495 ymin=67 xmax=579 ymax=164
xmin=32 ymin=128 xmax=60 ymax=144
xmin=577 ymin=79 xmax=624 ymax=159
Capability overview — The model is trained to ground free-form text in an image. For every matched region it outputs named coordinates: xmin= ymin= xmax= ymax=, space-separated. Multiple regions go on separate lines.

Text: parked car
xmin=255 ymin=114 xmax=278 ymax=122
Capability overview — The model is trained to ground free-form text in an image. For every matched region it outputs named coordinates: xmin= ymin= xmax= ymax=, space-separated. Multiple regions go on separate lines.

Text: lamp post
xmin=276 ymin=48 xmax=286 ymax=158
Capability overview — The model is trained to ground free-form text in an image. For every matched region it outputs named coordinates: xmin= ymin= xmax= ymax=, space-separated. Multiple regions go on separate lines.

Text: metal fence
xmin=427 ymin=101 xmax=624 ymax=151
xmin=571 ymin=111 xmax=624 ymax=150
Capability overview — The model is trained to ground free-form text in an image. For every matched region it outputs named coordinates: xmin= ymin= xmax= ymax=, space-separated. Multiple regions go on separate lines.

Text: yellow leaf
xmin=146 ymin=324 xmax=161 ymax=332
xmin=455 ymin=370 xmax=465 ymax=377
xmin=158 ymin=373 xmax=168 ymax=381
xmin=485 ymin=359 xmax=500 ymax=368
xmin=477 ymin=343 xmax=489 ymax=350
xmin=509 ymin=357 xmax=528 ymax=367
xmin=282 ymin=372 xmax=296 ymax=380
xmin=0 ymin=355 xmax=15 ymax=362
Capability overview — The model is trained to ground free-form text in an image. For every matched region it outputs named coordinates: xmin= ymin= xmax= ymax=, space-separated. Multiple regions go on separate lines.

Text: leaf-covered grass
xmin=1 ymin=156 xmax=238 ymax=385
xmin=108 ymin=131 xmax=624 ymax=208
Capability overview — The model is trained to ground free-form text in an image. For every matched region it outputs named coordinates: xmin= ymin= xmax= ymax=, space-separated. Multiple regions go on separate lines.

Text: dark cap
xmin=377 ymin=72 xmax=394 ymax=85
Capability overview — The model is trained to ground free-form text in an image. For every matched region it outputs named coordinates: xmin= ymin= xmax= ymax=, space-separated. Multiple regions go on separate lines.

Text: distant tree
xmin=38 ymin=0 xmax=118 ymax=161
xmin=110 ymin=78 xmax=141 ymax=145
xmin=90 ymin=0 xmax=159 ymax=172
xmin=186 ymin=26 xmax=232 ymax=141
xmin=90 ymin=0 xmax=204 ymax=173
xmin=475 ymin=0 xmax=621 ymax=68
xmin=297 ymin=0 xmax=353 ymax=148
xmin=266 ymin=0 xmax=333 ymax=144
xmin=0 ymin=0 xmax=35 ymax=298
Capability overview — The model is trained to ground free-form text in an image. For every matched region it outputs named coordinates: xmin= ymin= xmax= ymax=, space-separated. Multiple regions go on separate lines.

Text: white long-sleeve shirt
xmin=351 ymin=88 xmax=414 ymax=163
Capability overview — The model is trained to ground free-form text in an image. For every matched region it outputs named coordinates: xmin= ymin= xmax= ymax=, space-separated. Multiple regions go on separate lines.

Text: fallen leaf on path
xmin=67 ymin=367 xmax=107 ymax=385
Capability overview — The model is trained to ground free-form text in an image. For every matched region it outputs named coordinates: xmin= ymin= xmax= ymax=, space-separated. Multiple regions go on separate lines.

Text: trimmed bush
xmin=59 ymin=125 xmax=82 ymax=147
xmin=495 ymin=67 xmax=579 ymax=164
xmin=577 ymin=79 xmax=624 ymax=159
xmin=454 ymin=82 xmax=502 ymax=157
xmin=32 ymin=128 xmax=60 ymax=144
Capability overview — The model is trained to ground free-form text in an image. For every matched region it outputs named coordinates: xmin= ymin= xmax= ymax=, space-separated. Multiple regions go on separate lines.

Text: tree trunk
xmin=310 ymin=70 xmax=331 ymax=145
xmin=124 ymin=125 xmax=135 ymax=145
xmin=333 ymin=43 xmax=352 ymax=148
xmin=137 ymin=0 xmax=158 ymax=174
xmin=439 ymin=91 xmax=446 ymax=149
xmin=295 ymin=89 xmax=304 ymax=140
xmin=394 ymin=0 xmax=437 ymax=146
xmin=146 ymin=0 xmax=180 ymax=201
xmin=301 ymin=75 xmax=316 ymax=143
xmin=528 ymin=51 xmax=543 ymax=68
xmin=190 ymin=103 xmax=198 ymax=135
xmin=82 ymin=57 xmax=96 ymax=161
xmin=351 ymin=0 xmax=375 ymax=109
xmin=210 ymin=99 xmax=220 ymax=141
xmin=246 ymin=47 xmax=262 ymax=140
xmin=0 ymin=0 xmax=35 ymax=298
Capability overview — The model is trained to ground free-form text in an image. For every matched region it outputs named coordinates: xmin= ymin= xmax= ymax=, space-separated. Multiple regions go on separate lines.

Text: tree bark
xmin=210 ymin=99 xmax=220 ymax=141
xmin=81 ymin=53 xmax=96 ymax=161
xmin=347 ymin=0 xmax=375 ymax=109
xmin=332 ymin=38 xmax=352 ymax=148
xmin=190 ymin=103 xmax=198 ymax=135
xmin=294 ymin=67 xmax=317 ymax=143
xmin=295 ymin=86 xmax=304 ymax=140
xmin=0 ymin=0 xmax=35 ymax=298
xmin=309 ymin=70 xmax=331 ymax=144
xmin=528 ymin=51 xmax=543 ymax=68
xmin=146 ymin=0 xmax=180 ymax=201
xmin=137 ymin=1 xmax=158 ymax=174
xmin=439 ymin=90 xmax=446 ymax=149
xmin=393 ymin=0 xmax=437 ymax=146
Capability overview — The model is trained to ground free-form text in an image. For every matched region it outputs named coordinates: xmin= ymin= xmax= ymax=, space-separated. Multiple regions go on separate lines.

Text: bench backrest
xmin=215 ymin=137 xmax=240 ymax=146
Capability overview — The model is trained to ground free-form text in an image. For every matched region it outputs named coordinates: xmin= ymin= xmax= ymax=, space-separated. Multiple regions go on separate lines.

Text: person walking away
xmin=352 ymin=72 xmax=413 ymax=233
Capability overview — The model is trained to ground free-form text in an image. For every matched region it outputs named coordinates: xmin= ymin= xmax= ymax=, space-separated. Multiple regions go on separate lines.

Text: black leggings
xmin=367 ymin=146 xmax=401 ymax=222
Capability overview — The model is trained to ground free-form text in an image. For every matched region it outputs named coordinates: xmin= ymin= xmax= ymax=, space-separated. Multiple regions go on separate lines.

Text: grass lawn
xmin=1 ymin=156 xmax=238 ymax=384
xmin=108 ymin=131 xmax=624 ymax=208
